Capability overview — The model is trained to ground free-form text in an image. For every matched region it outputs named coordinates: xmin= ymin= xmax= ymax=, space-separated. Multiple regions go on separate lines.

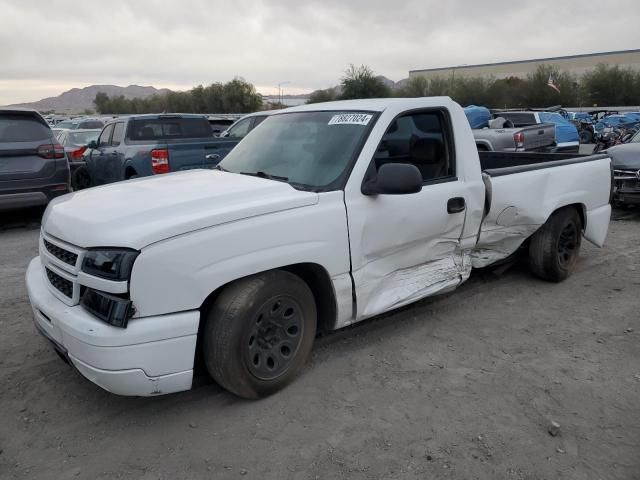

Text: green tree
xmin=581 ymin=64 xmax=639 ymax=107
xmin=93 ymin=92 xmax=109 ymax=113
xmin=93 ymin=78 xmax=263 ymax=114
xmin=221 ymin=77 xmax=263 ymax=113
xmin=306 ymin=88 xmax=337 ymax=104
xmin=396 ymin=77 xmax=429 ymax=97
xmin=452 ymin=76 xmax=493 ymax=106
xmin=522 ymin=65 xmax=579 ymax=108
xmin=340 ymin=64 xmax=391 ymax=100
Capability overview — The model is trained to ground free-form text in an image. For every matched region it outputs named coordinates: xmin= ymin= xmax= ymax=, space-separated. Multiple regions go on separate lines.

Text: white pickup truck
xmin=26 ymin=97 xmax=613 ymax=399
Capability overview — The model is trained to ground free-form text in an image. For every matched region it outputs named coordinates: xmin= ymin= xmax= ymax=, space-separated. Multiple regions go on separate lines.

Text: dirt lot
xmin=1 ymin=207 xmax=639 ymax=480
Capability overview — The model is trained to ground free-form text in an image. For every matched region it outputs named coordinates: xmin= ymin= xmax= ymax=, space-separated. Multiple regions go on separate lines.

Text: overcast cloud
xmin=1 ymin=0 xmax=639 ymax=104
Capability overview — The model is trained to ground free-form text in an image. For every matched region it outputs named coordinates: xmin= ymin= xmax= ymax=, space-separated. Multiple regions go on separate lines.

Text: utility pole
xmin=277 ymin=81 xmax=290 ymax=106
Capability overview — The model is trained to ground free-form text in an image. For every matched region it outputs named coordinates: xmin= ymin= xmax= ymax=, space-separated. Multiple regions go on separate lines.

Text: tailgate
xmin=0 ymin=142 xmax=56 ymax=181
xmin=519 ymin=123 xmax=555 ymax=150
xmin=1 ymin=112 xmax=57 ymax=181
xmin=167 ymin=139 xmax=239 ymax=171
xmin=167 ymin=141 xmax=207 ymax=171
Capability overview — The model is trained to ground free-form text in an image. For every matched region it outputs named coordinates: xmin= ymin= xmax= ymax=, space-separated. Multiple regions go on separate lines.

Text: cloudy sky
xmin=1 ymin=0 xmax=639 ymax=104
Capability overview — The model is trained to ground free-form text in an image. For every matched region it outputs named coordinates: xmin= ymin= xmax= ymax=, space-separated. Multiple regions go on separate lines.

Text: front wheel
xmin=529 ymin=207 xmax=582 ymax=282
xmin=203 ymin=270 xmax=317 ymax=399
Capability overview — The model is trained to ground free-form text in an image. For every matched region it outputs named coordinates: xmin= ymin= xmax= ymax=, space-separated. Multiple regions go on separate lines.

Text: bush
xmin=94 ymin=78 xmax=263 ymax=114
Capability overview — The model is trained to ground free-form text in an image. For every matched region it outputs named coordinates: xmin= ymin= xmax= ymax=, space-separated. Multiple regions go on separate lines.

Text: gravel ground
xmin=0 ymin=207 xmax=639 ymax=480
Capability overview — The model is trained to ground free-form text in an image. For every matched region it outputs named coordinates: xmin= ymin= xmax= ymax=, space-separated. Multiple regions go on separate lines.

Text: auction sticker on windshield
xmin=328 ymin=113 xmax=373 ymax=126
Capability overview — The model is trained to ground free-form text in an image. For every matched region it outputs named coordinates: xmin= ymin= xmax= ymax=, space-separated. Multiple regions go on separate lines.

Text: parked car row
xmin=464 ymin=105 xmax=580 ymax=153
xmin=3 ymin=102 xmax=637 ymax=215
xmin=69 ymin=111 xmax=273 ymax=190
xmin=567 ymin=110 xmax=640 ymax=144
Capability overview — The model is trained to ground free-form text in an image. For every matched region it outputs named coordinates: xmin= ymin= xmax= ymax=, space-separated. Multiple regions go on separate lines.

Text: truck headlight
xmin=82 ymin=249 xmax=139 ymax=281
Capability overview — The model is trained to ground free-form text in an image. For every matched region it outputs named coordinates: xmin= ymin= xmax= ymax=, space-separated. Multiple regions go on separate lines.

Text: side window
xmin=373 ymin=111 xmax=454 ymax=182
xmin=226 ymin=118 xmax=252 ymax=139
xmin=98 ymin=124 xmax=114 ymax=147
xmin=111 ymin=122 xmax=125 ymax=146
xmin=251 ymin=115 xmax=267 ymax=130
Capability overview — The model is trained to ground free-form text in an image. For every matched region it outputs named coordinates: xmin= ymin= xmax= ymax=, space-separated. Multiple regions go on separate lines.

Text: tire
xmin=203 ymin=270 xmax=317 ymax=399
xmin=71 ymin=165 xmax=91 ymax=190
xmin=529 ymin=207 xmax=582 ymax=282
xmin=579 ymin=130 xmax=593 ymax=144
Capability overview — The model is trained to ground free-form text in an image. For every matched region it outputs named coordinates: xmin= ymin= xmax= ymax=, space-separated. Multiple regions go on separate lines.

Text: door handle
xmin=206 ymin=153 xmax=220 ymax=160
xmin=110 ymin=151 xmax=118 ymax=155
xmin=447 ymin=197 xmax=466 ymax=214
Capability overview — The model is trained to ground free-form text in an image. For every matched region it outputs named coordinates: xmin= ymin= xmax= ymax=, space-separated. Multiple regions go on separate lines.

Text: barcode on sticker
xmin=328 ymin=113 xmax=373 ymax=126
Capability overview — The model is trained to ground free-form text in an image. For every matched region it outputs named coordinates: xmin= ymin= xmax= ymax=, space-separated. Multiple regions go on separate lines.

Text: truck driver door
xmin=345 ymin=110 xmax=470 ymax=321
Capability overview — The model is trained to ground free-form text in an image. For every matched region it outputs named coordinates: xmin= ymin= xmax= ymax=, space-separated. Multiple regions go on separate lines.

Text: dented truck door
xmin=345 ymin=109 xmax=471 ymax=321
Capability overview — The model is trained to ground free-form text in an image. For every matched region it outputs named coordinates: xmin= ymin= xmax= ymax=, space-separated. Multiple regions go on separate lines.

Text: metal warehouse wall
xmin=409 ymin=49 xmax=640 ymax=80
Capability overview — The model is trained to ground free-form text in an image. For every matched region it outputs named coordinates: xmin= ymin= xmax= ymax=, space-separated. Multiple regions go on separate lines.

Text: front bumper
xmin=613 ymin=179 xmax=640 ymax=206
xmin=0 ymin=184 xmax=69 ymax=211
xmin=25 ymin=257 xmax=200 ymax=396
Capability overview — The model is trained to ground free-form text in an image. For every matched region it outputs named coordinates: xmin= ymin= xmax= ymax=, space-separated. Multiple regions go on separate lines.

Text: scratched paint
xmin=360 ymin=254 xmax=472 ymax=318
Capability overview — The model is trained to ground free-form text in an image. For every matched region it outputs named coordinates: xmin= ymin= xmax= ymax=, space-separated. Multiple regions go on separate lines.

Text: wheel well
xmin=125 ymin=166 xmax=137 ymax=179
xmin=193 ymin=263 xmax=338 ymax=376
xmin=281 ymin=263 xmax=337 ymax=335
xmin=196 ymin=263 xmax=338 ymax=355
xmin=558 ymin=203 xmax=586 ymax=229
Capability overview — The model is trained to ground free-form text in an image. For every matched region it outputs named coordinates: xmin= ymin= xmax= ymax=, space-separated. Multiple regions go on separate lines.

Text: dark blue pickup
xmin=76 ymin=114 xmax=242 ymax=188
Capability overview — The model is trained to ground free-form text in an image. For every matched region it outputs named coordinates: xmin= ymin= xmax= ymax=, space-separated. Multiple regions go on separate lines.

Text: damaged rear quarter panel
xmin=473 ymin=158 xmax=612 ymax=267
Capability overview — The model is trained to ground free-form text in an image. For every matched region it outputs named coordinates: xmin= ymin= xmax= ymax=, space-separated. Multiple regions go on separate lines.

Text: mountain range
xmin=6 ymin=85 xmax=171 ymax=113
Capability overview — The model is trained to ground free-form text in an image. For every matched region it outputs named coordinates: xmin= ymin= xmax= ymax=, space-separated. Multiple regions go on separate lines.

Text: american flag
xmin=547 ymin=73 xmax=560 ymax=93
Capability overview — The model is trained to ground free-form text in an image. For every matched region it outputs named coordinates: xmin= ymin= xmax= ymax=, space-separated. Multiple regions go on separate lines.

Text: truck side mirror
xmin=362 ymin=163 xmax=423 ymax=195
xmin=87 ymin=140 xmax=98 ymax=149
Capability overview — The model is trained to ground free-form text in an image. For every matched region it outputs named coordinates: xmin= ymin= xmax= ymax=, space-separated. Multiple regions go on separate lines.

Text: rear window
xmin=67 ymin=131 xmax=100 ymax=146
xmin=78 ymin=120 xmax=104 ymax=129
xmin=538 ymin=112 xmax=571 ymax=126
xmin=499 ymin=113 xmax=537 ymax=127
xmin=128 ymin=118 xmax=212 ymax=141
xmin=55 ymin=121 xmax=78 ymax=129
xmin=0 ymin=114 xmax=52 ymax=142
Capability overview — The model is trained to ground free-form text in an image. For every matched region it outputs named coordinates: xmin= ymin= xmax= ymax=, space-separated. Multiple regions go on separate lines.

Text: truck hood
xmin=608 ymin=143 xmax=640 ymax=170
xmin=43 ymin=170 xmax=319 ymax=249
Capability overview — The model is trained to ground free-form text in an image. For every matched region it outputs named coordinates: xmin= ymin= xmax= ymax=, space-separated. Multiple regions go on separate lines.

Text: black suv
xmin=0 ymin=108 xmax=70 ymax=211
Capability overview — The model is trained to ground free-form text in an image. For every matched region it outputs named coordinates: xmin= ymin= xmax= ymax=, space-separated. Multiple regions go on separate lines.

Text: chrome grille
xmin=45 ymin=267 xmax=73 ymax=298
xmin=43 ymin=238 xmax=78 ymax=267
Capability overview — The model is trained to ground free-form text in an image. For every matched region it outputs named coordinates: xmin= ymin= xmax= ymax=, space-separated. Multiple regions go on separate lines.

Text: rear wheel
xmin=529 ymin=207 xmax=582 ymax=282
xmin=579 ymin=130 xmax=593 ymax=144
xmin=203 ymin=270 xmax=317 ymax=399
xmin=71 ymin=165 xmax=91 ymax=190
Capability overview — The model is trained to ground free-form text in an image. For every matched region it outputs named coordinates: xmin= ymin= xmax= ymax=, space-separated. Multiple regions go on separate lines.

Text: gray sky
xmin=1 ymin=0 xmax=639 ymax=104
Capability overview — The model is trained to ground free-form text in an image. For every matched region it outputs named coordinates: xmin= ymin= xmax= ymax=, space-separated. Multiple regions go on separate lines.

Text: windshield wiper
xmin=240 ymin=171 xmax=289 ymax=182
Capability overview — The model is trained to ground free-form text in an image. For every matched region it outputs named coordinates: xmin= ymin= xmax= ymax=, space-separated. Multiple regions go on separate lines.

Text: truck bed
xmin=473 ymin=151 xmax=612 ymax=268
xmin=473 ymin=122 xmax=555 ymax=152
xmin=479 ymin=151 xmax=608 ymax=176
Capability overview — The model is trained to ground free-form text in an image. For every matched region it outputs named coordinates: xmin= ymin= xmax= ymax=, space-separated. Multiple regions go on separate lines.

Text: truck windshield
xmin=218 ymin=111 xmax=375 ymax=190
